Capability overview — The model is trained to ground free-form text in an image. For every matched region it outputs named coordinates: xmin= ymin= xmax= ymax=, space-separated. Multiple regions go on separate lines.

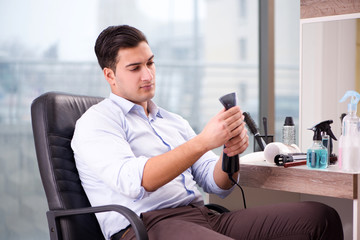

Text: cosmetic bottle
xmin=339 ymin=91 xmax=360 ymax=171
xmin=318 ymin=120 xmax=337 ymax=166
xmin=307 ymin=123 xmax=328 ymax=169
xmin=337 ymin=113 xmax=347 ymax=169
xmin=282 ymin=117 xmax=296 ymax=145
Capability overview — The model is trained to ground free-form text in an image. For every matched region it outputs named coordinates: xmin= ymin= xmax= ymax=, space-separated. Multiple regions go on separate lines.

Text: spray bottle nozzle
xmin=340 ymin=90 xmax=360 ymax=113
xmin=308 ymin=120 xmax=337 ymax=141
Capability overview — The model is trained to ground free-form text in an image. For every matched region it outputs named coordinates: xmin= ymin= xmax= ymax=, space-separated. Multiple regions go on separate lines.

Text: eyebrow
xmin=125 ymin=55 xmax=154 ymax=68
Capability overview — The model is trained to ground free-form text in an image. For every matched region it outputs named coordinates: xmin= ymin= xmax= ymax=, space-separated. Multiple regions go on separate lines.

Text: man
xmin=71 ymin=25 xmax=343 ymax=240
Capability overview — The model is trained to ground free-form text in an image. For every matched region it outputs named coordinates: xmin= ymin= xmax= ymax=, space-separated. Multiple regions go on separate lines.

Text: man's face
xmin=105 ymin=41 xmax=156 ymax=107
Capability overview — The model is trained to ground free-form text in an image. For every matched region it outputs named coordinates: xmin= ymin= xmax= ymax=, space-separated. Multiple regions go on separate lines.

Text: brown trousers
xmin=114 ymin=201 xmax=343 ymax=240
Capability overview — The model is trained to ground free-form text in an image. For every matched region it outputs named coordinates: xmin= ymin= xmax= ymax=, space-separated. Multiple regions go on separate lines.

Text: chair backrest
xmin=31 ymin=92 xmax=105 ymax=240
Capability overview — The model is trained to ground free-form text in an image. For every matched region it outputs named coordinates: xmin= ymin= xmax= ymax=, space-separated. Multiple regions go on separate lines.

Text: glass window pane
xmin=0 ymin=0 xmax=258 ymax=239
xmin=275 ymin=0 xmax=300 ymax=142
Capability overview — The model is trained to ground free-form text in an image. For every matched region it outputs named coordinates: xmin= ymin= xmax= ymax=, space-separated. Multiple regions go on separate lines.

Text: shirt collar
xmin=109 ymin=93 xmax=163 ymax=119
xmin=147 ymin=100 xmax=163 ymax=119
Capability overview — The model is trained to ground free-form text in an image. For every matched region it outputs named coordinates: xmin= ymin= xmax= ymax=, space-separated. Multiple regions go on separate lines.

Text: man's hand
xmin=207 ymin=106 xmax=249 ymax=190
xmin=223 ymin=119 xmax=248 ymax=156
xmin=199 ymin=106 xmax=248 ymax=153
xmin=142 ymin=105 xmax=248 ymax=192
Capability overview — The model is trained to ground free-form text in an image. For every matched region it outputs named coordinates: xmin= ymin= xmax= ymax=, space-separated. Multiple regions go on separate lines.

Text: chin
xmin=146 ymin=88 xmax=155 ymax=97
xmin=148 ymin=92 xmax=155 ymax=100
xmin=139 ymin=92 xmax=155 ymax=102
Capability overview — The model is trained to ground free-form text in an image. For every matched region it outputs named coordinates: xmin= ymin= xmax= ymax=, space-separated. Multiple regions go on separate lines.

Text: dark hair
xmin=94 ymin=25 xmax=148 ymax=71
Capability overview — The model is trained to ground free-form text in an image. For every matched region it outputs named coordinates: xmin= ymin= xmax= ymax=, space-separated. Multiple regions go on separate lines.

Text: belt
xmin=111 ymin=225 xmax=131 ymax=240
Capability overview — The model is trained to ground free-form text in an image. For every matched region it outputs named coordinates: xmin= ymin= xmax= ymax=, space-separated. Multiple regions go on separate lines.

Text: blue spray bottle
xmin=307 ymin=122 xmax=329 ymax=169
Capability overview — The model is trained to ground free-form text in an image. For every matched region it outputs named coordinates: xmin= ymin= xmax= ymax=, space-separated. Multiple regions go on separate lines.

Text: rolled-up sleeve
xmin=192 ymin=151 xmax=235 ymax=198
xmin=182 ymin=120 xmax=235 ymax=198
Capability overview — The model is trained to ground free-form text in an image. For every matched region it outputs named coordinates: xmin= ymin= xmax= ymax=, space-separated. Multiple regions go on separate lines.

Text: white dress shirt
xmin=71 ymin=93 xmax=233 ymax=239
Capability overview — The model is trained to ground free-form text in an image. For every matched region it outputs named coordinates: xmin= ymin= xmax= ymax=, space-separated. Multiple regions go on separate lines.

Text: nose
xmin=141 ymin=66 xmax=153 ymax=81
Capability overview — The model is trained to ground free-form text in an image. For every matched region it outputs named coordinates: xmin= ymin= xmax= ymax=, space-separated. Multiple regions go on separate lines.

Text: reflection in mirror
xmin=300 ymin=16 xmax=360 ymax=153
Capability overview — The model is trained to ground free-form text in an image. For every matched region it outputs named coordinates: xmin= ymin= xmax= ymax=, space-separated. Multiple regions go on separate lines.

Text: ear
xmin=103 ymin=67 xmax=116 ymax=86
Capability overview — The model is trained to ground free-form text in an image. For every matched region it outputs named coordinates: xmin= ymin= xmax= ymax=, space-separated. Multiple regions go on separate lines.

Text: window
xmin=0 ymin=0 xmax=299 ymax=239
xmin=274 ymin=0 xmax=300 ymax=142
xmin=0 ymin=1 xmax=259 ymax=238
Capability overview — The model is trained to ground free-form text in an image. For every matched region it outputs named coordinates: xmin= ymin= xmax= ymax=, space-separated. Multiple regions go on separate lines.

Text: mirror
xmin=300 ymin=13 xmax=360 ymax=152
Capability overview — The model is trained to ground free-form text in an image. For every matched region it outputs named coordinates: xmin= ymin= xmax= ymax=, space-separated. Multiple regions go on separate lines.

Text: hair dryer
xmin=219 ymin=93 xmax=239 ymax=174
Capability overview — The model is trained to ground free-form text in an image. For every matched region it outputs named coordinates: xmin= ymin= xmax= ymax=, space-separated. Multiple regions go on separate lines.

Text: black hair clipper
xmin=219 ymin=93 xmax=239 ymax=174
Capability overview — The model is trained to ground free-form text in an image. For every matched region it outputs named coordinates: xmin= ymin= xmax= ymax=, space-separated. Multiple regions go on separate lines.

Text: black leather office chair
xmin=31 ymin=91 xmax=228 ymax=240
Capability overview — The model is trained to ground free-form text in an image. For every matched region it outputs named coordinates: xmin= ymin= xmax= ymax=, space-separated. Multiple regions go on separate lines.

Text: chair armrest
xmin=205 ymin=203 xmax=230 ymax=213
xmin=47 ymin=204 xmax=148 ymax=240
